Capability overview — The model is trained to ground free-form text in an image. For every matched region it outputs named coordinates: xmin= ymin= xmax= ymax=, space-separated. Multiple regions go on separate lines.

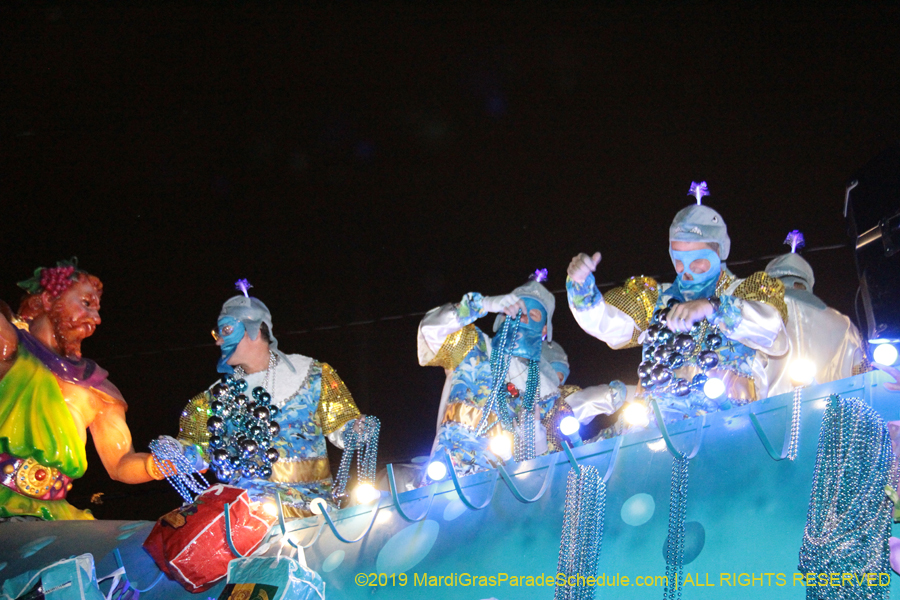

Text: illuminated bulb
xmin=426 ymin=460 xmax=447 ymax=481
xmin=559 ymin=415 xmax=580 ymax=436
xmin=623 ymin=402 xmax=650 ymax=428
xmin=309 ymin=498 xmax=328 ymax=515
xmin=489 ymin=434 xmax=513 ymax=460
xmin=789 ymin=358 xmax=816 ymax=387
xmin=873 ymin=343 xmax=899 ymax=366
xmin=647 ymin=439 xmax=668 ymax=452
xmin=262 ymin=501 xmax=278 ymax=517
xmin=703 ymin=377 xmax=726 ymax=399
xmin=354 ymin=483 xmax=380 ymax=505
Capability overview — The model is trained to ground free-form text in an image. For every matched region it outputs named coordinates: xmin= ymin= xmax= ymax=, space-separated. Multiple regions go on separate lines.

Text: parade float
xmin=0 ymin=369 xmax=897 ymax=599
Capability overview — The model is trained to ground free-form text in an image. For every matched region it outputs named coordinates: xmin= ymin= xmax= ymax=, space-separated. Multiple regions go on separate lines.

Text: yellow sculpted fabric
xmin=424 ymin=324 xmax=481 ymax=371
xmin=177 ymin=392 xmax=211 ymax=448
xmin=733 ymin=272 xmax=788 ymax=324
xmin=317 ymin=363 xmax=361 ymax=435
xmin=603 ymin=276 xmax=660 ymax=347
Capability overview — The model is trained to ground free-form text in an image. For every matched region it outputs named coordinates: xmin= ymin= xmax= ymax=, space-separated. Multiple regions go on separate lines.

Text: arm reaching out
xmin=89 ymin=391 xmax=156 ymax=484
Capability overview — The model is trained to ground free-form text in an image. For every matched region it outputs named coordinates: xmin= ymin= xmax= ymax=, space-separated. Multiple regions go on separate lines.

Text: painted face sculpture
xmin=47 ymin=280 xmax=103 ymax=359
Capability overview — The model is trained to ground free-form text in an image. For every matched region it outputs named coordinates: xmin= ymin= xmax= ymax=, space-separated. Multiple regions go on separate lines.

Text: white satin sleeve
xmin=326 ymin=419 xmax=352 ymax=450
xmin=567 ymin=277 xmax=638 ymax=350
xmin=564 ymin=383 xmax=636 ymax=421
xmin=417 ymin=293 xmax=486 ymax=366
xmin=727 ymin=297 xmax=789 ymax=356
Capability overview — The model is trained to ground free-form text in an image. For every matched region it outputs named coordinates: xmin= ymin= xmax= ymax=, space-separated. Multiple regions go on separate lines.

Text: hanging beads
xmin=797 ymin=395 xmax=893 ymax=597
xmin=639 ymin=300 xmax=724 ymax=411
xmin=513 ymin=358 xmax=541 ymax=462
xmin=477 ymin=312 xmax=522 ymax=436
xmin=148 ymin=437 xmax=209 ymax=504
xmin=787 ymin=386 xmax=802 ymax=461
xmin=333 ymin=415 xmax=381 ymax=502
xmin=555 ymin=464 xmax=604 ymax=600
xmin=663 ymin=456 xmax=689 ymax=600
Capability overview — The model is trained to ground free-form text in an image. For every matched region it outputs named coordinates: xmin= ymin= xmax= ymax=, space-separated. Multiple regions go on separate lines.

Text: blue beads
xmin=148 ymin=438 xmax=209 ymax=503
xmin=205 ymin=376 xmax=282 ymax=482
xmin=333 ymin=416 xmax=381 ymax=501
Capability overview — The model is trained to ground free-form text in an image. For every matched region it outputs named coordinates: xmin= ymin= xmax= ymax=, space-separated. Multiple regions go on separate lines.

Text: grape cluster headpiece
xmin=17 ymin=258 xmax=84 ymax=298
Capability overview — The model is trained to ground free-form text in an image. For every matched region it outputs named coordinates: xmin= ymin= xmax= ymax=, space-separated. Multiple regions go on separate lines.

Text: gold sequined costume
xmin=178 ymin=354 xmax=361 ymax=518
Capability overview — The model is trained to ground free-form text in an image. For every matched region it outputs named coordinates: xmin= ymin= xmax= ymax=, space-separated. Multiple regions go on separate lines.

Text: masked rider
xmin=567 ymin=188 xmax=788 ymax=422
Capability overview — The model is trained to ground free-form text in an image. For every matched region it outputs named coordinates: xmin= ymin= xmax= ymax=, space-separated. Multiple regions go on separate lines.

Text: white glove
xmin=567 ymin=252 xmax=601 ymax=284
xmin=482 ymin=293 xmax=525 ymax=317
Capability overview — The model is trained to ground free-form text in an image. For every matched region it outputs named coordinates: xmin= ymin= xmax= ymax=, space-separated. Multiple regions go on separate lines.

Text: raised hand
xmin=567 ymin=252 xmax=602 ymax=284
xmin=482 ymin=294 xmax=526 ymax=317
xmin=666 ymin=299 xmax=716 ymax=332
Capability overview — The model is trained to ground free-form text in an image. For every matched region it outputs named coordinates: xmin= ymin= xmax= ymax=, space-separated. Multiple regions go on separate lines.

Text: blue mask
xmin=216 ymin=316 xmax=246 ymax=374
xmin=551 ymin=361 xmax=570 ymax=384
xmin=669 ymin=248 xmax=722 ymax=301
xmin=493 ymin=298 xmax=547 ymax=362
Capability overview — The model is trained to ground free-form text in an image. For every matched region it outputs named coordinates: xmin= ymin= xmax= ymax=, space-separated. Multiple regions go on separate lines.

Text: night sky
xmin=3 ymin=3 xmax=899 ymax=519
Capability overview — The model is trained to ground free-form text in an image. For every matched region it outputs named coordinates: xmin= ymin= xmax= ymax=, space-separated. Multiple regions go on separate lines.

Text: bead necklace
xmin=798 ymin=395 xmax=893 ymax=595
xmin=477 ymin=313 xmax=522 ymax=436
xmin=233 ymin=351 xmax=278 ymax=403
xmin=787 ymin=386 xmax=802 ymax=461
xmin=663 ymin=456 xmax=689 ymax=600
xmin=639 ymin=299 xmax=726 ymax=418
xmin=333 ymin=415 xmax=381 ymax=502
xmin=206 ymin=352 xmax=282 ymax=482
xmin=478 ymin=311 xmax=546 ymax=461
xmin=513 ymin=358 xmax=541 ymax=462
xmin=148 ymin=437 xmax=210 ymax=503
xmin=554 ymin=464 xmax=604 ymax=600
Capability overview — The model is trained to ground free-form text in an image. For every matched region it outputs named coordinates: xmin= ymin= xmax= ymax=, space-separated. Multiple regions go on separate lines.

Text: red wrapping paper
xmin=143 ymin=484 xmax=276 ymax=593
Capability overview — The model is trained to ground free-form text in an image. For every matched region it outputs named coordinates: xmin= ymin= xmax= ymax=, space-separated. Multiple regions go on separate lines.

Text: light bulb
xmin=623 ymin=402 xmax=650 ymax=428
xmin=262 ymin=501 xmax=278 ymax=517
xmin=873 ymin=343 xmax=899 ymax=366
xmin=559 ymin=415 xmax=580 ymax=436
xmin=309 ymin=498 xmax=328 ymax=515
xmin=354 ymin=483 xmax=380 ymax=505
xmin=789 ymin=358 xmax=816 ymax=387
xmin=426 ymin=460 xmax=447 ymax=481
xmin=703 ymin=377 xmax=726 ymax=399
xmin=489 ymin=434 xmax=513 ymax=460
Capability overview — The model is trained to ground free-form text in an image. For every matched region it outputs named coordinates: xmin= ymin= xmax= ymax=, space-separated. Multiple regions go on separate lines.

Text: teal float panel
xmin=0 ymin=371 xmax=896 ymax=600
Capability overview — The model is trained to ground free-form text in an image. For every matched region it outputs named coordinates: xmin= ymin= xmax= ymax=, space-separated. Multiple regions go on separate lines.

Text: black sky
xmin=2 ymin=2 xmax=899 ymax=519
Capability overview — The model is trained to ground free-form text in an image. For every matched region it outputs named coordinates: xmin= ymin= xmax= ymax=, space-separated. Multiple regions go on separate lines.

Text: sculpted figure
xmin=0 ymin=260 xmax=158 ymax=521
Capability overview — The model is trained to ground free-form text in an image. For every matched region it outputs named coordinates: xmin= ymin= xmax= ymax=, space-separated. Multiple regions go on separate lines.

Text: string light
xmin=623 ymin=402 xmax=650 ymax=428
xmin=426 ymin=460 xmax=447 ymax=481
xmin=559 ymin=415 xmax=580 ymax=436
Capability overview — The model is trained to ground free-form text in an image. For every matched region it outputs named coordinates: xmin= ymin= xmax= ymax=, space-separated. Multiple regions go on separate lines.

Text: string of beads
xmin=662 ymin=456 xmax=689 ymax=600
xmin=797 ymin=395 xmax=893 ymax=599
xmin=554 ymin=464 xmax=604 ymax=600
xmin=333 ymin=415 xmax=381 ymax=501
xmin=148 ymin=437 xmax=209 ymax=503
